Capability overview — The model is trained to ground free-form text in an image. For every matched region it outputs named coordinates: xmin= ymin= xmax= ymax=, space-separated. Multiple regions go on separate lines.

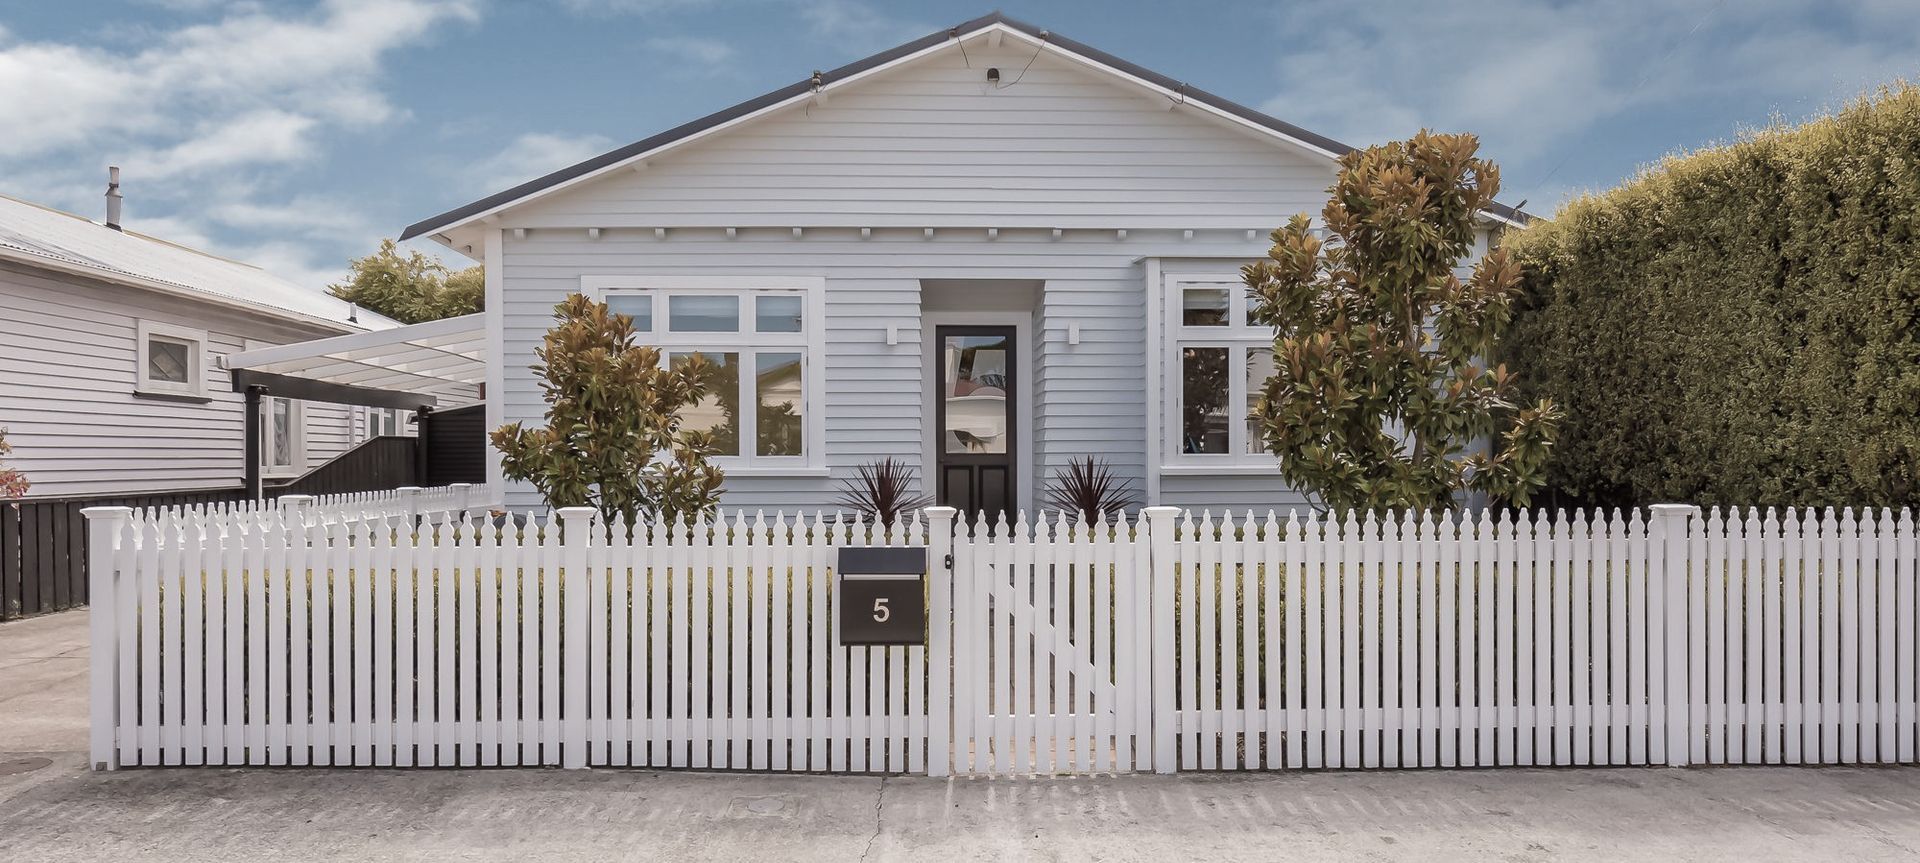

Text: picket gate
xmin=84 ymin=502 xmax=1919 ymax=776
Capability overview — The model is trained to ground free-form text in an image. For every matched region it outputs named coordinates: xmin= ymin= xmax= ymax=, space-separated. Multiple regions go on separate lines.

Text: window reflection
xmin=671 ymin=351 xmax=741 ymax=455
xmin=943 ymin=335 xmax=1009 ymax=454
xmin=756 ymin=352 xmax=803 ymax=456
xmin=1181 ymin=347 xmax=1228 ymax=454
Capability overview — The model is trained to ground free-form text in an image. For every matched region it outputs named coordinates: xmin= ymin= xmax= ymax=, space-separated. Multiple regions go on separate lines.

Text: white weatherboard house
xmin=400 ymin=12 xmax=1527 ymax=517
xmin=0 ymin=184 xmax=405 ymax=499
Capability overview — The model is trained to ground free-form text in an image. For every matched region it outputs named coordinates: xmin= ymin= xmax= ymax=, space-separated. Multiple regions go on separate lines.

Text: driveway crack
xmin=860 ymin=776 xmax=885 ymax=862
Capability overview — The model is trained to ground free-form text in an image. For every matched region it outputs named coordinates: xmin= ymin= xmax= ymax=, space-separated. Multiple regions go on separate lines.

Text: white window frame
xmin=134 ymin=320 xmax=208 ymax=398
xmin=262 ymin=395 xmax=306 ymax=478
xmin=582 ymin=275 xmax=828 ymax=476
xmin=358 ymin=406 xmax=404 ymax=441
xmin=1162 ymin=274 xmax=1276 ymax=471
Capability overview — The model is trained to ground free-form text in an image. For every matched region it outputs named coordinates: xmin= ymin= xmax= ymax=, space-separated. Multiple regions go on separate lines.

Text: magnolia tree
xmin=0 ymin=427 xmax=27 ymax=499
xmin=492 ymin=294 xmax=724 ymax=522
xmin=1244 ymin=130 xmax=1561 ymax=511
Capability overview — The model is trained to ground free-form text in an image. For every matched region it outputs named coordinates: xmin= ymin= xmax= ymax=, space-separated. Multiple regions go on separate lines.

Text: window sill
xmin=1157 ymin=463 xmax=1282 ymax=477
xmin=714 ymin=466 xmax=832 ymax=479
xmin=132 ymin=389 xmax=212 ymax=404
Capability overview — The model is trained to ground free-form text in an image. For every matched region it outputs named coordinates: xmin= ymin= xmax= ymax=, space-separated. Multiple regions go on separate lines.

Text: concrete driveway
xmin=4 ymin=609 xmax=1920 ymax=862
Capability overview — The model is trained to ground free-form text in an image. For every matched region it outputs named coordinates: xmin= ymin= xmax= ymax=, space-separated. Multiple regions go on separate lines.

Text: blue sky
xmin=1 ymin=0 xmax=1915 ymax=290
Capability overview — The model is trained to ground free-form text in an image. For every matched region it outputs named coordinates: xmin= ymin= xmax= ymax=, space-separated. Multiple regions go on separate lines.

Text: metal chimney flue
xmin=105 ymin=166 xmax=123 ymax=231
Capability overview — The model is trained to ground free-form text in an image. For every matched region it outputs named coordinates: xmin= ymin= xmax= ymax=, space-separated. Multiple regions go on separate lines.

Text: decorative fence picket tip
xmin=80 ymin=503 xmax=1920 ymax=777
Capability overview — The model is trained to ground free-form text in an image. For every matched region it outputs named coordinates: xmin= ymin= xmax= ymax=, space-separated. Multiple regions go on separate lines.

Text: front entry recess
xmin=935 ymin=326 xmax=1015 ymax=520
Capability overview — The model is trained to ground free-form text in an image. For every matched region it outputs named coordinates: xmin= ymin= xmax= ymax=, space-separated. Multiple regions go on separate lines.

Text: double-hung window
xmin=586 ymin=276 xmax=825 ymax=472
xmin=135 ymin=320 xmax=208 ymax=399
xmin=1164 ymin=275 xmax=1275 ymax=468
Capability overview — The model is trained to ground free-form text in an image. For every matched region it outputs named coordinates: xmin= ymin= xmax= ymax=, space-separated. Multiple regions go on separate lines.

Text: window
xmin=134 ymin=320 xmax=207 ymax=398
xmin=363 ymin=407 xmax=403 ymax=440
xmin=262 ymin=396 xmax=305 ymax=477
xmin=1165 ymin=276 xmax=1275 ymax=467
xmin=585 ymin=277 xmax=824 ymax=470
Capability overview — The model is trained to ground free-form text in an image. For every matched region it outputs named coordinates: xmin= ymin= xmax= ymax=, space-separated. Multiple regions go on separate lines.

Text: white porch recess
xmin=81 ymin=503 xmax=1920 ymax=775
xmin=224 ymin=313 xmax=486 ymax=408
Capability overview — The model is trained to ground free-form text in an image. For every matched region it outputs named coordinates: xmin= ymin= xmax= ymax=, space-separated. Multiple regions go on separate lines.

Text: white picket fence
xmin=82 ymin=502 xmax=1918 ymax=776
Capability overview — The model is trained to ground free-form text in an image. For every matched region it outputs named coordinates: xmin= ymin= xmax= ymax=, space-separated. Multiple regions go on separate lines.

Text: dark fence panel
xmin=424 ymin=404 xmax=487 ymax=487
xmin=1 ymin=487 xmax=248 ymax=621
xmin=277 ymin=436 xmax=419 ymax=498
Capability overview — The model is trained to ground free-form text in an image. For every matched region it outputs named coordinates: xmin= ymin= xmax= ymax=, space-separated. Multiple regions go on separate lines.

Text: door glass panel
xmin=1182 ymin=286 xmax=1230 ymax=326
xmin=942 ymin=334 xmax=1010 ymax=455
xmin=606 ymin=294 xmax=652 ymax=332
xmin=1245 ymin=347 xmax=1275 ymax=454
xmin=668 ymin=295 xmax=739 ymax=332
xmin=754 ymin=294 xmax=804 ymax=333
xmin=755 ymin=351 xmax=804 ymax=456
xmin=1181 ymin=347 xmax=1229 ymax=454
xmin=671 ymin=351 xmax=741 ymax=455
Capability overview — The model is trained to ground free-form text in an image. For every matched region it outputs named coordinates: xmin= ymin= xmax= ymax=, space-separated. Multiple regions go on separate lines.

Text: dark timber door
xmin=935 ymin=326 xmax=1016 ymax=520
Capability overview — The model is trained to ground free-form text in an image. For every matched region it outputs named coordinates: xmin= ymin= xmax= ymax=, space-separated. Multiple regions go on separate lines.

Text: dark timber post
xmin=414 ymin=405 xmax=433 ymax=487
xmin=243 ymin=384 xmax=266 ymax=499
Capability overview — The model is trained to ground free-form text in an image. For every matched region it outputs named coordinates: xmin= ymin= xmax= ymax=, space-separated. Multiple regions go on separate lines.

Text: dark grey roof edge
xmin=400 ymin=11 xmax=1528 ymax=240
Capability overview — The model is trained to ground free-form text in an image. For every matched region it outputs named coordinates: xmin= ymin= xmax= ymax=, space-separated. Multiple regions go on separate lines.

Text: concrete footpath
xmin=4 ymin=610 xmax=1920 ymax=862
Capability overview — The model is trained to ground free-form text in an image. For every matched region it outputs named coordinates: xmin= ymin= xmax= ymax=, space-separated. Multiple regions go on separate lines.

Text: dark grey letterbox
xmin=837 ymin=546 xmax=927 ymax=646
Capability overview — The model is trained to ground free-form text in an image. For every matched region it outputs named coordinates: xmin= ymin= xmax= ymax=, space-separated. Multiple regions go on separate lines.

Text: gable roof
xmin=0 ymin=194 xmax=395 ymax=333
xmin=400 ymin=11 xmax=1530 ymax=243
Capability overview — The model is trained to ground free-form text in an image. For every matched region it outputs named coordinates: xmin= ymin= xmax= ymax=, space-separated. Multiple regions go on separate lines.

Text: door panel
xmin=936 ymin=326 xmax=1016 ymax=520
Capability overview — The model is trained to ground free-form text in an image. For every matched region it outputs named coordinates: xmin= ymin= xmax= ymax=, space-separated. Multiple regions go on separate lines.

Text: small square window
xmin=606 ymin=294 xmax=652 ymax=331
xmin=669 ymin=295 xmax=740 ymax=333
xmin=1182 ymin=287 xmax=1230 ymax=326
xmin=755 ymin=294 xmax=803 ymax=333
xmin=136 ymin=321 xmax=206 ymax=397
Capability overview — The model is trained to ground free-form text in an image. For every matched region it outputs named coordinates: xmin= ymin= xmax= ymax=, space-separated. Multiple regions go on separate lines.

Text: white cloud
xmin=646 ymin=35 xmax=736 ymax=67
xmin=471 ymin=132 xmax=617 ymax=192
xmin=0 ymin=0 xmax=479 ymax=289
xmin=798 ymin=0 xmax=929 ymax=51
xmin=556 ymin=0 xmax=717 ymax=13
xmin=1256 ymin=0 xmax=1920 ymax=210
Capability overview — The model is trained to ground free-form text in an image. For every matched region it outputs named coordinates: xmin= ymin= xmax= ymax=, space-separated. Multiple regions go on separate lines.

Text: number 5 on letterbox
xmin=837 ymin=546 xmax=928 ymax=646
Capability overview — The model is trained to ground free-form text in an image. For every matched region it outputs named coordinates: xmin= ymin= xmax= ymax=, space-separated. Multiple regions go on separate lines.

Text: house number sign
xmin=837 ymin=546 xmax=928 ymax=646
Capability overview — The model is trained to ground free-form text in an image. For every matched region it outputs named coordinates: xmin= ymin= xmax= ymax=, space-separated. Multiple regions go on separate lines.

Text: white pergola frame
xmin=224 ymin=313 xmax=486 ymax=406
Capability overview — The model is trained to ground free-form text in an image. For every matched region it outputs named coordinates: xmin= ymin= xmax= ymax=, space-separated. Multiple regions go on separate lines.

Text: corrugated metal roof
xmin=0 ymin=194 xmax=396 ymax=331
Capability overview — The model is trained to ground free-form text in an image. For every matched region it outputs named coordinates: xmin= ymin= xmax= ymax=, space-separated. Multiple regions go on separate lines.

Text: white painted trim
xmin=134 ymin=319 xmax=208 ymax=398
xmin=484 ymin=230 xmax=506 ymax=498
xmin=921 ymin=310 xmax=1035 ymax=515
xmin=581 ymin=274 xmax=828 ymax=472
xmin=1142 ymin=258 xmax=1163 ymax=505
xmin=1160 ymin=272 xmax=1275 ymax=470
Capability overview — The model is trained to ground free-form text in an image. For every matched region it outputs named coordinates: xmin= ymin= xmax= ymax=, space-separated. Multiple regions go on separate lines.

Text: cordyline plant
xmin=836 ymin=458 xmax=931 ymax=527
xmin=492 ymin=294 xmax=724 ymax=523
xmin=0 ymin=427 xmax=28 ymax=499
xmin=1244 ymin=130 xmax=1562 ymax=511
xmin=1044 ymin=456 xmax=1139 ymax=522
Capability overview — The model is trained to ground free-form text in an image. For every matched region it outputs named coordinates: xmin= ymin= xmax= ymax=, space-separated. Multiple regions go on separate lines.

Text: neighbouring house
xmin=396 ymin=12 xmax=1527 ymax=517
xmin=0 ymin=177 xmax=485 ymax=619
xmin=0 ymin=179 xmax=419 ymax=501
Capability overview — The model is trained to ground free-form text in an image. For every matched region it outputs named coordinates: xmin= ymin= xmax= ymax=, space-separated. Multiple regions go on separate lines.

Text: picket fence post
xmin=558 ymin=506 xmax=595 ymax=769
xmin=1649 ymin=504 xmax=1700 ymax=767
xmin=924 ymin=506 xmax=957 ymax=778
xmin=82 ymin=505 xmax=134 ymax=771
xmin=1143 ymin=506 xmax=1181 ymax=774
xmin=396 ymin=486 xmax=423 ymax=522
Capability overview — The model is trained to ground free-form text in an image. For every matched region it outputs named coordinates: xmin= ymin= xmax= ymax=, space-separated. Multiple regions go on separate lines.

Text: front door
xmin=935 ymin=326 xmax=1016 ymax=520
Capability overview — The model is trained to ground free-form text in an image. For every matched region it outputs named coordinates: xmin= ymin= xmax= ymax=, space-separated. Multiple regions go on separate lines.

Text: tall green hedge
xmin=1505 ymin=84 xmax=1920 ymax=508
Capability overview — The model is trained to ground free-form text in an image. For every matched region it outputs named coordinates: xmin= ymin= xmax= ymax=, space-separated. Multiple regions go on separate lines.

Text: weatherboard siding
xmin=504 ymin=44 xmax=1336 ymax=232
xmin=0 ymin=260 xmax=358 ymax=498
